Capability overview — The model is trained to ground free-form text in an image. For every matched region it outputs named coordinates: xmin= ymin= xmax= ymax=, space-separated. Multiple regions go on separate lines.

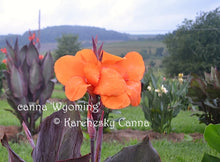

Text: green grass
xmin=110 ymin=106 xmax=149 ymax=131
xmin=1 ymin=138 xmax=219 ymax=162
xmin=171 ymin=111 xmax=206 ymax=134
xmin=0 ymin=142 xmax=33 ymax=162
xmin=110 ymin=107 xmax=206 ymax=134
xmin=0 ymin=100 xmax=20 ymax=126
xmin=51 ymin=83 xmax=66 ymax=99
xmin=0 ymin=100 xmax=59 ymax=127
xmin=152 ymin=139 xmax=220 ymax=162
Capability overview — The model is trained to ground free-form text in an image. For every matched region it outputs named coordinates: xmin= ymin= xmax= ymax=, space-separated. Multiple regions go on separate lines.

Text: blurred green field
xmin=102 ymin=39 xmax=166 ymax=68
xmin=103 ymin=40 xmax=165 ymax=55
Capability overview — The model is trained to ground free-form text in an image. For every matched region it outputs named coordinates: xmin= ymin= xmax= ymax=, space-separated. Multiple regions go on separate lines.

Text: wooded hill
xmin=0 ymin=25 xmax=129 ymax=46
xmin=0 ymin=25 xmax=159 ymax=52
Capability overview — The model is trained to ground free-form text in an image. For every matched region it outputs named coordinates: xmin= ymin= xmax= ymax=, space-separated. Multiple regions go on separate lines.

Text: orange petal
xmin=126 ymin=80 xmax=141 ymax=106
xmin=101 ymin=51 xmax=124 ymax=65
xmin=75 ymin=49 xmax=98 ymax=64
xmin=101 ymin=93 xmax=130 ymax=109
xmin=94 ymin=67 xmax=126 ymax=96
xmin=116 ymin=52 xmax=145 ymax=81
xmin=65 ymin=76 xmax=89 ymax=101
xmin=54 ymin=55 xmax=84 ymax=85
xmin=84 ymin=63 xmax=100 ymax=86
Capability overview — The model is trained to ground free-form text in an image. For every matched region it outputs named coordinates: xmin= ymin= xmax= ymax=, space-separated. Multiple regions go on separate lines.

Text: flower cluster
xmin=29 ymin=32 xmax=39 ymax=45
xmin=1 ymin=48 xmax=7 ymax=64
xmin=178 ymin=73 xmax=183 ymax=84
xmin=1 ymin=35 xmax=43 ymax=65
xmin=54 ymin=49 xmax=145 ymax=109
xmin=155 ymin=85 xmax=168 ymax=96
xmin=0 ymin=48 xmax=7 ymax=54
xmin=148 ymin=84 xmax=168 ymax=96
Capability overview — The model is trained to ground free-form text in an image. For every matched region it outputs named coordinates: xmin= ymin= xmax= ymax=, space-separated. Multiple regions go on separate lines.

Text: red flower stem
xmin=95 ymin=110 xmax=104 ymax=162
xmin=91 ymin=137 xmax=95 ymax=162
xmin=88 ymin=116 xmax=96 ymax=162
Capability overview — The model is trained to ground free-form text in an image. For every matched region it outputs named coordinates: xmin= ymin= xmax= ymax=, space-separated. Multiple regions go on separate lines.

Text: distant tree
xmin=54 ymin=34 xmax=81 ymax=60
xmin=162 ymin=7 xmax=220 ymax=76
xmin=140 ymin=49 xmax=149 ymax=60
xmin=155 ymin=47 xmax=164 ymax=57
xmin=150 ymin=60 xmax=156 ymax=67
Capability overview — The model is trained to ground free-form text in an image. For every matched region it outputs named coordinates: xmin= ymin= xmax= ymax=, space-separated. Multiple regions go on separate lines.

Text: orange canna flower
xmin=29 ymin=33 xmax=36 ymax=41
xmin=54 ymin=49 xmax=145 ymax=109
xmin=39 ymin=55 xmax=44 ymax=60
xmin=0 ymin=48 xmax=7 ymax=54
xmin=36 ymin=37 xmax=40 ymax=43
xmin=2 ymin=59 xmax=7 ymax=64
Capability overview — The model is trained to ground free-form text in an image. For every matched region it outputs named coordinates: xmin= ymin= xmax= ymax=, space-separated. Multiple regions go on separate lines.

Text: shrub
xmin=0 ymin=52 xmax=7 ymax=95
xmin=54 ymin=34 xmax=81 ymax=60
xmin=141 ymin=69 xmax=189 ymax=133
xmin=3 ymin=39 xmax=54 ymax=134
xmin=187 ymin=67 xmax=220 ymax=124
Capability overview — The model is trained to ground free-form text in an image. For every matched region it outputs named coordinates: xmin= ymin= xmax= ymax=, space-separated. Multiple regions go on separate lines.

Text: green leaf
xmin=204 ymin=124 xmax=220 ymax=153
xmin=150 ymin=73 xmax=157 ymax=89
xmin=184 ymin=134 xmax=193 ymax=141
xmin=202 ymin=153 xmax=220 ymax=162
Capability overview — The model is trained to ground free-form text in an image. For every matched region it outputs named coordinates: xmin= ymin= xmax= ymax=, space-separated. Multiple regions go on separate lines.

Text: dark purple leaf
xmin=32 ymin=102 xmax=83 ymax=162
xmin=1 ymin=134 xmax=25 ymax=162
xmin=10 ymin=65 xmax=26 ymax=98
xmin=104 ymin=136 xmax=161 ymax=162
xmin=39 ymin=81 xmax=54 ymax=105
xmin=56 ymin=153 xmax=91 ymax=162
xmin=26 ymin=43 xmax=39 ymax=66
xmin=29 ymin=60 xmax=43 ymax=98
xmin=41 ymin=52 xmax=54 ymax=85
xmin=14 ymin=38 xmax=19 ymax=54
xmin=21 ymin=61 xmax=29 ymax=87
xmin=18 ymin=45 xmax=27 ymax=67
xmin=6 ymin=40 xmax=16 ymax=62
xmin=92 ymin=37 xmax=98 ymax=58
xmin=97 ymin=42 xmax=103 ymax=61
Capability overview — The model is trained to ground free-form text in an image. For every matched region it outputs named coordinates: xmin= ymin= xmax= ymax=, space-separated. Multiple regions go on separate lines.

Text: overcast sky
xmin=0 ymin=0 xmax=219 ymax=35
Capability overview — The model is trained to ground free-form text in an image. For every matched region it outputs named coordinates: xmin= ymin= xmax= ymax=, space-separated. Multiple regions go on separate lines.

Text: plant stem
xmin=91 ymin=137 xmax=95 ymax=162
xmin=95 ymin=110 xmax=104 ymax=162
